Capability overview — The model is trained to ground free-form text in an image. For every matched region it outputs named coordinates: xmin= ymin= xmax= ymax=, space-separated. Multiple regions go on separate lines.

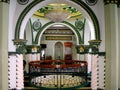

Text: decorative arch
xmin=14 ymin=0 xmax=100 ymax=41
xmin=35 ymin=21 xmax=81 ymax=44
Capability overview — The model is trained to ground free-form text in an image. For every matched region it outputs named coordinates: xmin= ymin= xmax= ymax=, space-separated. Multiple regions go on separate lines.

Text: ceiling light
xmin=44 ymin=4 xmax=70 ymax=22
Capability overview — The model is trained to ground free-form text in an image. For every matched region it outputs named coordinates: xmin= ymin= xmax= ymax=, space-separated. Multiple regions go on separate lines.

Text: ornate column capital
xmin=0 ymin=0 xmax=9 ymax=3
xmin=12 ymin=39 xmax=27 ymax=53
xmin=104 ymin=0 xmax=120 ymax=7
xmin=118 ymin=0 xmax=120 ymax=7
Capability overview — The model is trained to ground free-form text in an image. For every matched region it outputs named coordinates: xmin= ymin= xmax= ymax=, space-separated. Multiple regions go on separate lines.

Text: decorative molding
xmin=89 ymin=52 xmax=106 ymax=56
xmin=76 ymin=40 xmax=102 ymax=54
xmin=8 ymin=51 xmax=40 ymax=55
xmin=72 ymin=0 xmax=100 ymax=40
xmin=118 ymin=0 xmax=120 ymax=7
xmin=36 ymin=4 xmax=81 ymax=18
xmin=104 ymin=0 xmax=120 ymax=7
xmin=0 ymin=0 xmax=9 ymax=3
xmin=62 ymin=21 xmax=83 ymax=44
xmin=43 ymin=29 xmax=74 ymax=35
xmin=12 ymin=39 xmax=27 ymax=45
xmin=35 ymin=21 xmax=82 ymax=44
xmin=17 ymin=0 xmax=29 ymax=5
xmin=75 ymin=19 xmax=85 ymax=31
xmin=34 ymin=21 xmax=54 ymax=44
xmin=76 ymin=44 xmax=90 ymax=54
xmin=26 ymin=45 xmax=40 ymax=53
xmin=104 ymin=0 xmax=118 ymax=4
xmin=8 ymin=52 xmax=20 ymax=55
xmin=98 ymin=52 xmax=106 ymax=56
xmin=12 ymin=39 xmax=27 ymax=53
xmin=45 ymin=36 xmax=72 ymax=41
xmin=85 ymin=0 xmax=98 ymax=6
xmin=32 ymin=19 xmax=42 ymax=31
xmin=15 ymin=0 xmax=101 ymax=44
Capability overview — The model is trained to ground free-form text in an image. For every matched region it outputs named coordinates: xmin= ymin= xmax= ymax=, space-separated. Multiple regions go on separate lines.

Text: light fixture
xmin=44 ymin=4 xmax=71 ymax=22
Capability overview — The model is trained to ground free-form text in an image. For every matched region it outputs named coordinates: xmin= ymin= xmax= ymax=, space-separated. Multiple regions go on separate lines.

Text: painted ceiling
xmin=32 ymin=4 xmax=82 ymax=18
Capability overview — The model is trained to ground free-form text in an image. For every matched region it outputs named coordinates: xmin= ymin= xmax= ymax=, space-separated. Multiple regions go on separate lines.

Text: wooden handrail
xmin=29 ymin=60 xmax=87 ymax=69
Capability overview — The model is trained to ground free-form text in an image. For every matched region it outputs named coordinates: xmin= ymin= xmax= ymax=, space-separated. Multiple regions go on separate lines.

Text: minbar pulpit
xmin=64 ymin=42 xmax=72 ymax=60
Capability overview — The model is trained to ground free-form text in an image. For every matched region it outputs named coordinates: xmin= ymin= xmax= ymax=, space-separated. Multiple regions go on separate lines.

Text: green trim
xmin=8 ymin=52 xmax=23 ymax=55
xmin=15 ymin=0 xmax=100 ymax=42
xmin=83 ymin=19 xmax=86 ymax=44
xmin=26 ymin=45 xmax=41 ymax=53
xmin=89 ymin=52 xmax=106 ymax=56
xmin=35 ymin=21 xmax=54 ymax=44
xmin=15 ymin=0 xmax=44 ymax=39
xmin=0 ymin=1 xmax=9 ymax=3
xmin=62 ymin=21 xmax=83 ymax=44
xmin=29 ymin=19 xmax=34 ymax=44
xmin=33 ymin=13 xmax=82 ymax=18
xmin=98 ymin=52 xmax=106 ymax=56
xmin=71 ymin=0 xmax=100 ymax=40
xmin=8 ymin=52 xmax=40 ymax=56
xmin=25 ymin=52 xmax=40 ymax=54
xmin=34 ymin=21 xmax=82 ymax=44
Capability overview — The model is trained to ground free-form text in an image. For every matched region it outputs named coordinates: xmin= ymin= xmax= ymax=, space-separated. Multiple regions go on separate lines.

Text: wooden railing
xmin=28 ymin=60 xmax=88 ymax=89
xmin=29 ymin=60 xmax=87 ymax=74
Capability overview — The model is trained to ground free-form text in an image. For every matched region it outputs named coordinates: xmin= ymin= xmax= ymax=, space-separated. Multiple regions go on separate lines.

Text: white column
xmin=0 ymin=2 xmax=9 ymax=90
xmin=79 ymin=54 xmax=85 ymax=61
xmin=91 ymin=54 xmax=99 ymax=89
xmin=98 ymin=56 xmax=105 ymax=89
xmin=8 ymin=55 xmax=17 ymax=89
xmin=118 ymin=6 xmax=120 ymax=89
xmin=104 ymin=4 xmax=119 ymax=90
xmin=16 ymin=54 xmax=24 ymax=89
xmin=84 ymin=54 xmax=92 ymax=73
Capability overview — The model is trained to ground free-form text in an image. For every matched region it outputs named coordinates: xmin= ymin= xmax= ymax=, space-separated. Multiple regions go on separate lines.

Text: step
xmin=24 ymin=86 xmax=39 ymax=90
xmin=76 ymin=87 xmax=91 ymax=90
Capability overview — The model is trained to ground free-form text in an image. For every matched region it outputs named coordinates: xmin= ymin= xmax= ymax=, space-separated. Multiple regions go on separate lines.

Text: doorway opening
xmin=55 ymin=42 xmax=63 ymax=60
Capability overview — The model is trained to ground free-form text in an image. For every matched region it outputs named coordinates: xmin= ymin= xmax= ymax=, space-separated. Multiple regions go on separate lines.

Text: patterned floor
xmin=30 ymin=74 xmax=88 ymax=89
xmin=24 ymin=74 xmax=91 ymax=90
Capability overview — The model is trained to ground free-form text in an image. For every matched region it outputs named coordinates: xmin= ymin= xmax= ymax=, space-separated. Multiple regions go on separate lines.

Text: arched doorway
xmin=55 ymin=42 xmax=63 ymax=60
xmin=12 ymin=0 xmax=102 ymax=89
xmin=14 ymin=0 xmax=100 ymax=40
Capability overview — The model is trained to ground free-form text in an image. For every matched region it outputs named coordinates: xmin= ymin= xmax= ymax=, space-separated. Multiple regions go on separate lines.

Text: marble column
xmin=0 ymin=1 xmax=9 ymax=90
xmin=104 ymin=0 xmax=119 ymax=90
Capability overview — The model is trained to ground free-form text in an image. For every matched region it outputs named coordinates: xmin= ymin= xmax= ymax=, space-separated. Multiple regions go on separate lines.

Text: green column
xmin=104 ymin=2 xmax=119 ymax=90
xmin=0 ymin=2 xmax=9 ymax=90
